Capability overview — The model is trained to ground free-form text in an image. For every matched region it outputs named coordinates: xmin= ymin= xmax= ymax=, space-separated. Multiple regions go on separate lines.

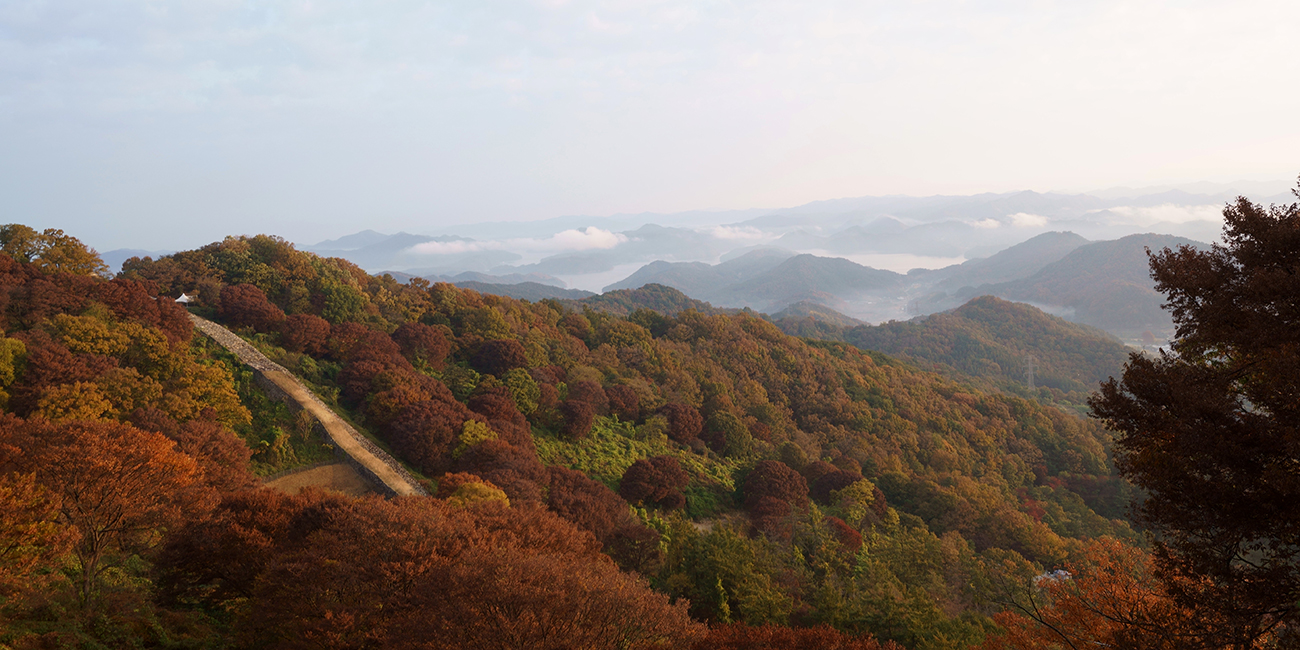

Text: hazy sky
xmin=2 ymin=0 xmax=1298 ymax=251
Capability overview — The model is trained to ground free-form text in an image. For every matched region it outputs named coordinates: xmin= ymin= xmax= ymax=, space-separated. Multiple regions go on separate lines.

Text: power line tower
xmin=1025 ymin=354 xmax=1036 ymax=390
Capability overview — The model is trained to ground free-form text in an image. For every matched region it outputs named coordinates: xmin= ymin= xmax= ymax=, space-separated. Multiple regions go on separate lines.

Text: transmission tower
xmin=1025 ymin=355 xmax=1036 ymax=390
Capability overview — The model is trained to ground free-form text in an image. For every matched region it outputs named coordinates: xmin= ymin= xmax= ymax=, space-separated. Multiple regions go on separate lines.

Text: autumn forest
xmin=1 ymin=191 xmax=1297 ymax=649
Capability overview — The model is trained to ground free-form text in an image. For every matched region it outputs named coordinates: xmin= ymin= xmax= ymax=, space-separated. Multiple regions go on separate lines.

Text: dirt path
xmin=188 ymin=312 xmax=427 ymax=497
xmin=265 ymin=462 xmax=375 ymax=496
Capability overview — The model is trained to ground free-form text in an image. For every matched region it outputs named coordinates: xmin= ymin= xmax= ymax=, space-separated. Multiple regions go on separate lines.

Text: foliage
xmin=218 ymin=283 xmax=285 ymax=332
xmin=1089 ymin=185 xmax=1300 ymax=644
xmin=572 ymin=283 xmax=717 ymax=317
xmin=102 ymin=229 xmax=1156 ymax=646
xmin=0 ymin=417 xmax=210 ymax=605
xmin=620 ymin=455 xmax=690 ymax=510
xmin=0 ymin=472 xmax=73 ymax=602
xmin=696 ymin=622 xmax=900 ymax=649
xmin=979 ymin=538 xmax=1209 ymax=650
xmin=0 ymin=224 xmax=110 ymax=277
xmin=159 ymin=490 xmax=703 ymax=649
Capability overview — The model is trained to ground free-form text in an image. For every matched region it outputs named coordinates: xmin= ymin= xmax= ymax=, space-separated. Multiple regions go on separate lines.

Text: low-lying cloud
xmin=972 ymin=213 xmax=1048 ymax=229
xmin=549 ymin=227 xmax=627 ymax=250
xmin=1009 ymin=213 xmax=1048 ymax=227
xmin=710 ymin=225 xmax=768 ymax=240
xmin=409 ymin=227 xmax=627 ymax=256
xmin=1104 ymin=204 xmax=1225 ymax=225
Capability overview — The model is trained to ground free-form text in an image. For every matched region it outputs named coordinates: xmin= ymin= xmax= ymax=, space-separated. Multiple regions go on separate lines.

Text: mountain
xmin=105 ymin=231 xmax=1145 ymax=647
xmin=977 ymin=233 xmax=1207 ymax=335
xmin=454 ymin=281 xmax=595 ymax=301
xmin=603 ymin=248 xmax=795 ymax=295
xmin=930 ymin=231 xmax=1091 ymax=293
xmin=309 ymin=229 xmax=391 ymax=250
xmin=445 ymin=271 xmax=565 ymax=287
xmin=769 ymin=300 xmax=864 ymax=328
xmin=101 ymin=248 xmax=174 ymax=273
xmin=497 ymin=224 xmax=737 ymax=277
xmin=846 ymin=295 xmax=1131 ymax=400
xmin=708 ymin=254 xmax=905 ymax=313
xmin=768 ymin=301 xmax=865 ymax=340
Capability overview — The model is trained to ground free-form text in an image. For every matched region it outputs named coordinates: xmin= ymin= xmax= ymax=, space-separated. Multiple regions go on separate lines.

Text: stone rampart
xmin=188 ymin=313 xmax=426 ymax=497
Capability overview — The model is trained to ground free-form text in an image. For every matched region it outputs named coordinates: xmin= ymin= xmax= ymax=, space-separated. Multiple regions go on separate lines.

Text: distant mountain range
xmin=291 ymin=186 xmax=1268 ymax=290
xmin=339 ymin=227 xmax=1208 ymax=341
xmin=599 ymin=230 xmax=1206 ymax=338
xmin=145 ymin=185 xmax=1262 ymax=339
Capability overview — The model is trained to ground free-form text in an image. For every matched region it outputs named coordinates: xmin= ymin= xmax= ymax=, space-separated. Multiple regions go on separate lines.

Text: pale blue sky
xmin=2 ymin=0 xmax=1297 ymax=251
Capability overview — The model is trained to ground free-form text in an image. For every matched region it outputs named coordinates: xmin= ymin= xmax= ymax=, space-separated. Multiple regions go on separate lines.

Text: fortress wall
xmin=188 ymin=313 xmax=427 ymax=498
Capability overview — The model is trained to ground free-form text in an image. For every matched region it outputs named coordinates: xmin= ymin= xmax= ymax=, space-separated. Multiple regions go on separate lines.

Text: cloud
xmin=548 ymin=227 xmax=627 ymax=250
xmin=710 ymin=225 xmax=767 ymax=240
xmin=409 ymin=240 xmax=497 ymax=255
xmin=408 ymin=227 xmax=626 ymax=256
xmin=971 ymin=218 xmax=1000 ymax=229
xmin=1009 ymin=213 xmax=1048 ymax=227
xmin=1105 ymin=204 xmax=1225 ymax=225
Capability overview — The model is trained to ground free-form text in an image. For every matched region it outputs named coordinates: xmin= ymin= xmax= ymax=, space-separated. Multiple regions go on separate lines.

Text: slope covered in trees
xmin=107 ymin=234 xmax=1146 ymax=648
xmin=843 ymin=296 xmax=1131 ymax=407
xmin=0 ymin=230 xmax=706 ymax=649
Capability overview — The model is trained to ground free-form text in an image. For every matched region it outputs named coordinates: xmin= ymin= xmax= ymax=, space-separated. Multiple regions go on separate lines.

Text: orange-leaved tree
xmin=980 ymin=538 xmax=1214 ymax=650
xmin=0 ymin=416 xmax=210 ymax=605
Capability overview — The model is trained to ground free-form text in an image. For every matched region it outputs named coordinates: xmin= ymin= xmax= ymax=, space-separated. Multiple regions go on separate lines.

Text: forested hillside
xmin=835 ymin=296 xmax=1132 ymax=411
xmin=124 ymin=235 xmax=1140 ymax=646
xmin=1 ymin=228 xmax=1144 ymax=649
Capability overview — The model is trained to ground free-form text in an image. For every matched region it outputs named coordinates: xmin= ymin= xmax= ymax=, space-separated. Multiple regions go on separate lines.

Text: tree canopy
xmin=1090 ymin=183 xmax=1300 ymax=646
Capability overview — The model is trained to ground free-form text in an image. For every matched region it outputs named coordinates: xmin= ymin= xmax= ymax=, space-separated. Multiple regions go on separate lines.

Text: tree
xmin=742 ymin=461 xmax=809 ymax=538
xmin=218 ymin=283 xmax=286 ymax=332
xmin=559 ymin=399 xmax=596 ymax=439
xmin=385 ymin=398 xmax=469 ymax=476
xmin=0 ymin=224 xmax=110 ymax=277
xmin=743 ymin=460 xmax=808 ymax=511
xmin=979 ymin=539 xmax=1201 ymax=650
xmin=697 ymin=623 xmax=897 ymax=650
xmin=280 ymin=313 xmax=331 ymax=355
xmin=606 ymin=384 xmax=640 ymax=421
xmin=203 ymin=495 xmax=702 ymax=650
xmin=620 ymin=456 xmax=689 ymax=510
xmin=659 ymin=402 xmax=703 ymax=444
xmin=1089 ymin=184 xmax=1300 ymax=646
xmin=472 ymin=339 xmax=528 ymax=377
xmin=811 ymin=469 xmax=864 ymax=504
xmin=454 ymin=439 xmax=547 ymax=502
xmin=545 ymin=465 xmax=632 ymax=542
xmin=0 ymin=417 xmax=209 ymax=605
xmin=129 ymin=407 xmax=257 ymax=493
xmin=567 ymin=380 xmax=609 ymax=414
xmin=0 ymin=472 xmax=73 ymax=602
xmin=391 ymin=321 xmax=450 ymax=369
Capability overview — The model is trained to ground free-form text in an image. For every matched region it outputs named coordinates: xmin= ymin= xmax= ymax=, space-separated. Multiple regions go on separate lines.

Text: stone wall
xmin=188 ymin=313 xmax=427 ymax=497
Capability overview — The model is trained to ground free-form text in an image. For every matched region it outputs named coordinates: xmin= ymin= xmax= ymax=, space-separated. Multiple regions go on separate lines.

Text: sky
xmin=2 ymin=0 xmax=1298 ymax=252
